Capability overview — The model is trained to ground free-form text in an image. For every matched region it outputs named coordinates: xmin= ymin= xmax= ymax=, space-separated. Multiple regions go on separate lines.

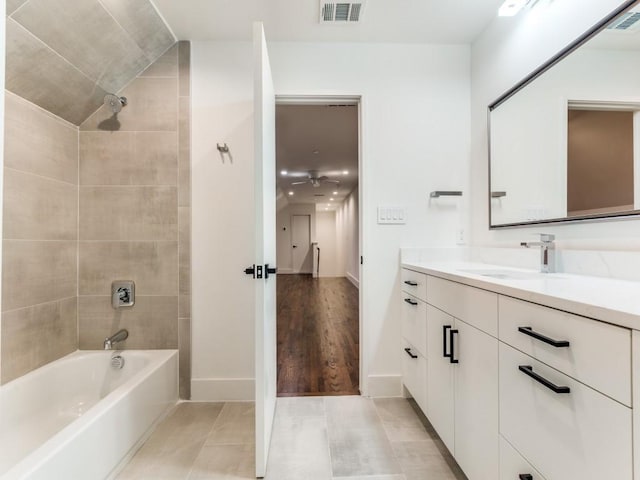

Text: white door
xmin=253 ymin=22 xmax=277 ymax=478
xmin=291 ymin=214 xmax=311 ymax=273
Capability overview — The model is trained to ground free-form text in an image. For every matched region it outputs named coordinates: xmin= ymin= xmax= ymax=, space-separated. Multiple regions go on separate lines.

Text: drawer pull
xmin=404 ymin=347 xmax=418 ymax=359
xmin=518 ymin=326 xmax=570 ymax=347
xmin=443 ymin=325 xmax=452 ymax=358
xmin=519 ymin=475 xmax=533 ymax=480
xmin=449 ymin=329 xmax=459 ymax=364
xmin=518 ymin=365 xmax=570 ymax=394
xmin=404 ymin=280 xmax=418 ymax=286
xmin=404 ymin=298 xmax=418 ymax=306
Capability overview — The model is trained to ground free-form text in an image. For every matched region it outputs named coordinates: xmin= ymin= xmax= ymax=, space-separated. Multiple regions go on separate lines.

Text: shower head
xmin=104 ymin=94 xmax=127 ymax=114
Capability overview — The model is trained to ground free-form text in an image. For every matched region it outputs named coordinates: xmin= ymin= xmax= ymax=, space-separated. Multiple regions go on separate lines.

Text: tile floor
xmin=115 ymin=396 xmax=466 ymax=480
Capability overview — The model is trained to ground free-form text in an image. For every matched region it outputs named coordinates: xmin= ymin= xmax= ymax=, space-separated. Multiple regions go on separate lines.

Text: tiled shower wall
xmin=79 ymin=42 xmax=191 ymax=398
xmin=0 ymin=42 xmax=191 ymax=397
xmin=0 ymin=92 xmax=78 ymax=383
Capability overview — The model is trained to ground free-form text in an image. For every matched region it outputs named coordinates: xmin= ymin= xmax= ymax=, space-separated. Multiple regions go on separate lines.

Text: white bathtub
xmin=0 ymin=350 xmax=178 ymax=480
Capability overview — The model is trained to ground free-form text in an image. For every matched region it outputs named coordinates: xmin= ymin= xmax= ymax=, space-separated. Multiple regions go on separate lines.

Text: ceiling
xmin=276 ymin=104 xmax=358 ymax=210
xmin=151 ymin=0 xmax=504 ymax=44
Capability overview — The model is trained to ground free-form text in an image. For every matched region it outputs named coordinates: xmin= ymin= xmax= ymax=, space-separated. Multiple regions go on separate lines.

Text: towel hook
xmin=217 ymin=143 xmax=230 ymax=154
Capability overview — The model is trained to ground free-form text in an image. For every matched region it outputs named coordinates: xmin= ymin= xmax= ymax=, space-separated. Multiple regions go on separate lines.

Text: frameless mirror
xmin=489 ymin=0 xmax=640 ymax=227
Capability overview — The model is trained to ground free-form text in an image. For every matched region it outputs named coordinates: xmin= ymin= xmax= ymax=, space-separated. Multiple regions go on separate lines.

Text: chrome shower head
xmin=104 ymin=94 xmax=127 ymax=114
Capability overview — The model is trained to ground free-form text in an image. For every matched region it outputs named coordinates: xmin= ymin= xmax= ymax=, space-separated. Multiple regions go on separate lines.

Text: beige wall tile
xmin=79 ymin=241 xmax=178 ymax=295
xmin=1 ymin=297 xmax=77 ymax=383
xmin=178 ymin=41 xmax=190 ymax=97
xmin=6 ymin=19 xmax=107 ymax=125
xmin=179 ymin=294 xmax=191 ymax=319
xmin=79 ymin=131 xmax=177 ymax=185
xmin=80 ymin=186 xmax=177 ymax=241
xmin=2 ymin=241 xmax=77 ymax=312
xmin=81 ymin=77 xmax=178 ymax=132
xmin=179 ymin=317 xmax=191 ymax=399
xmin=98 ymin=0 xmax=175 ymax=60
xmin=140 ymin=44 xmax=177 ymax=78
xmin=4 ymin=169 xmax=78 ymax=240
xmin=179 ymin=207 xmax=190 ymax=295
xmin=78 ymin=295 xmax=178 ymax=349
xmin=4 ymin=93 xmax=78 ymax=184
xmin=178 ymin=97 xmax=191 ymax=207
xmin=13 ymin=0 xmax=149 ymax=94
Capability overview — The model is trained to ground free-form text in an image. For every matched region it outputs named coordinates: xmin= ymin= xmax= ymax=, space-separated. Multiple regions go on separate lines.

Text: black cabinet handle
xmin=404 ymin=298 xmax=418 ymax=306
xmin=449 ymin=329 xmax=459 ymax=364
xmin=519 ymin=475 xmax=533 ymax=480
xmin=404 ymin=347 xmax=418 ymax=359
xmin=443 ymin=325 xmax=452 ymax=358
xmin=404 ymin=280 xmax=418 ymax=286
xmin=518 ymin=365 xmax=570 ymax=394
xmin=518 ymin=326 xmax=570 ymax=348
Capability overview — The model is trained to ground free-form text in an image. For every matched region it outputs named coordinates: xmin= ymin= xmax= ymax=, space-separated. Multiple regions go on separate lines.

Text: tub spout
xmin=104 ymin=329 xmax=128 ymax=350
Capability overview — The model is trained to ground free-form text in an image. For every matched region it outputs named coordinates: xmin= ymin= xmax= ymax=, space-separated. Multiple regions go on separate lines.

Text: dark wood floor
xmin=276 ymin=274 xmax=359 ymax=397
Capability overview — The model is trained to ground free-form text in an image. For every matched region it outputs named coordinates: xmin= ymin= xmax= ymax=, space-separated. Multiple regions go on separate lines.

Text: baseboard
xmin=346 ymin=272 xmax=359 ymax=289
xmin=191 ymin=378 xmax=254 ymax=401
xmin=366 ymin=374 xmax=403 ymax=397
xmin=277 ymin=268 xmax=294 ymax=274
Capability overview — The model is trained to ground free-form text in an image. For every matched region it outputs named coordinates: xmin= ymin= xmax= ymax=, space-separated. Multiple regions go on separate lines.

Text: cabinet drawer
xmin=427 ymin=275 xmax=498 ymax=336
xmin=499 ymin=343 xmax=632 ymax=480
xmin=402 ymin=341 xmax=427 ymax=413
xmin=401 ymin=268 xmax=427 ymax=302
xmin=401 ymin=294 xmax=427 ymax=356
xmin=499 ymin=296 xmax=631 ymax=406
xmin=500 ymin=436 xmax=546 ymax=480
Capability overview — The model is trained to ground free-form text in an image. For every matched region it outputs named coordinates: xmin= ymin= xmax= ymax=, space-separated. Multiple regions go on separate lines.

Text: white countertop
xmin=401 ymin=261 xmax=640 ymax=330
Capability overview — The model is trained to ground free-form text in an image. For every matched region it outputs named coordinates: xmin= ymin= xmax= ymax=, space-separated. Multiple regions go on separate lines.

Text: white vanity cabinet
xmin=400 ymin=269 xmax=428 ymax=412
xmin=400 ymin=262 xmax=639 ymax=480
xmin=425 ymin=276 xmax=499 ymax=480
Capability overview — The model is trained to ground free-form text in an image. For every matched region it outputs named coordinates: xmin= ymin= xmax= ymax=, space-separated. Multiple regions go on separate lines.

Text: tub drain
xmin=110 ymin=354 xmax=125 ymax=369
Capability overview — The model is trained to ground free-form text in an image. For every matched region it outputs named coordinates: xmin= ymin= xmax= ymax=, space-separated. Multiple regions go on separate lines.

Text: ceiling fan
xmin=289 ymin=170 xmax=340 ymax=188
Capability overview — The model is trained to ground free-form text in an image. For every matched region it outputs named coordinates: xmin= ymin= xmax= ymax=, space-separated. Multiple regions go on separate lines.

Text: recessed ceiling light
xmin=281 ymin=170 xmax=288 ymax=175
xmin=330 ymin=198 xmax=334 ymax=201
xmin=333 ymin=191 xmax=338 ymax=195
xmin=498 ymin=0 xmax=527 ymax=17
xmin=342 ymin=170 xmax=349 ymax=175
xmin=288 ymin=191 xmax=294 ymax=196
xmin=312 ymin=150 xmax=320 ymax=155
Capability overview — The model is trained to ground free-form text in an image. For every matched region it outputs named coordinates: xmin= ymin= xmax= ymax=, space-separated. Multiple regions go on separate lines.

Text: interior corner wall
xmin=337 ymin=187 xmax=359 ymax=287
xmin=192 ymin=40 xmax=470 ymax=399
xmin=276 ymin=203 xmax=316 ymax=274
xmin=470 ymin=0 xmax=637 ymax=247
xmin=316 ymin=210 xmax=341 ymax=277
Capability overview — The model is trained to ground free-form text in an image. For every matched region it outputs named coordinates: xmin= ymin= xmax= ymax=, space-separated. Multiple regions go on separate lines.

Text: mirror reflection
xmin=489 ymin=1 xmax=640 ymax=227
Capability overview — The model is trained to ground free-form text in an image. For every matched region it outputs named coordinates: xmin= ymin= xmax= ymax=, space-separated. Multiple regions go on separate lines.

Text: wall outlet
xmin=456 ymin=228 xmax=466 ymax=245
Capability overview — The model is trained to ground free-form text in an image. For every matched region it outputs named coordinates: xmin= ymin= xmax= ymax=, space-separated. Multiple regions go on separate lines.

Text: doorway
xmin=274 ymin=99 xmax=361 ymax=397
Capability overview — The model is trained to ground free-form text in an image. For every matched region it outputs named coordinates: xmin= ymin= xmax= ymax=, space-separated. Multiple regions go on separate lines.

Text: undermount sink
xmin=457 ymin=268 xmax=557 ymax=280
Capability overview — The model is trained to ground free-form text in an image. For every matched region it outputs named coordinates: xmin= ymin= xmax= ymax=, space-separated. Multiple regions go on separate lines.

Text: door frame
xmin=275 ymin=94 xmax=367 ymax=396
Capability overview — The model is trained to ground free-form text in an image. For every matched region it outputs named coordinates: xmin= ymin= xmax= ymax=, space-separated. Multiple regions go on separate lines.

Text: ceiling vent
xmin=320 ymin=1 xmax=365 ymax=23
xmin=607 ymin=11 xmax=640 ymax=31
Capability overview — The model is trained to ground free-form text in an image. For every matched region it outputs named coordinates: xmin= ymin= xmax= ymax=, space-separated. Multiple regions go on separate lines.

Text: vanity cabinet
xmin=424 ymin=275 xmax=499 ymax=480
xmin=401 ymin=271 xmax=428 ymax=412
xmin=400 ymin=264 xmax=637 ymax=480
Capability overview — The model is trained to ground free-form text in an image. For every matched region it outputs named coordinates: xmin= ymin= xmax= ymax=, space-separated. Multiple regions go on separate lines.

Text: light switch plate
xmin=377 ymin=206 xmax=406 ymax=224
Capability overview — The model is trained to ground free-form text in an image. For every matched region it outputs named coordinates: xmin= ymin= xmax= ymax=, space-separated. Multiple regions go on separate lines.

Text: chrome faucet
xmin=521 ymin=234 xmax=555 ymax=273
xmin=104 ymin=329 xmax=129 ymax=350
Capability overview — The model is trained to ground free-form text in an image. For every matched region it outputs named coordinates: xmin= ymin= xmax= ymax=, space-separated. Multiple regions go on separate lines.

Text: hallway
xmin=277 ymin=275 xmax=359 ymax=396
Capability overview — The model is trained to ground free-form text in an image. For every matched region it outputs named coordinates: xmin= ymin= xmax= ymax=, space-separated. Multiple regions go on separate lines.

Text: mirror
xmin=489 ymin=0 xmax=640 ymax=227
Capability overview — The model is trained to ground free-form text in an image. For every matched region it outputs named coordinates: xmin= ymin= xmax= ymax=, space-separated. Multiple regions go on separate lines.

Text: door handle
xmin=265 ymin=264 xmax=277 ymax=279
xmin=404 ymin=298 xmax=418 ymax=306
xmin=404 ymin=280 xmax=418 ymax=286
xmin=519 ymin=475 xmax=533 ymax=480
xmin=244 ymin=264 xmax=256 ymax=278
xmin=404 ymin=347 xmax=418 ymax=359
xmin=449 ymin=329 xmax=459 ymax=364
xmin=443 ymin=325 xmax=452 ymax=358
xmin=292 ymin=245 xmax=297 ymax=248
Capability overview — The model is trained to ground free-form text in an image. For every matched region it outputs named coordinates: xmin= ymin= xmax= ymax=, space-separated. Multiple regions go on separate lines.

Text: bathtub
xmin=0 ymin=350 xmax=178 ymax=480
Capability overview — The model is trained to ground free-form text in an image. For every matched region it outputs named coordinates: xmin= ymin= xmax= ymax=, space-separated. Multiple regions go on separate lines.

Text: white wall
xmin=471 ymin=0 xmax=640 ymax=249
xmin=276 ymin=203 xmax=316 ymax=273
xmin=192 ymin=40 xmax=470 ymax=399
xmin=336 ymin=186 xmax=359 ymax=286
